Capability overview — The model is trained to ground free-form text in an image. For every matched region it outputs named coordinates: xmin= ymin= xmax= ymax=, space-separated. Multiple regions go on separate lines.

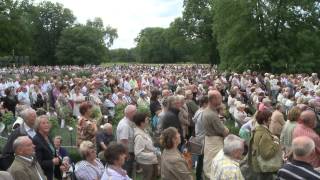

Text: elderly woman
xmin=233 ymin=101 xmax=250 ymax=126
xmin=33 ymin=115 xmax=61 ymax=180
xmin=76 ymin=102 xmax=98 ymax=147
xmin=280 ymin=106 xmax=301 ymax=155
xmin=133 ymin=112 xmax=158 ymax=180
xmin=101 ymin=143 xmax=131 ymax=180
xmin=250 ymin=109 xmax=282 ymax=180
xmin=160 ymin=127 xmax=192 ymax=180
xmin=75 ymin=141 xmax=104 ymax=180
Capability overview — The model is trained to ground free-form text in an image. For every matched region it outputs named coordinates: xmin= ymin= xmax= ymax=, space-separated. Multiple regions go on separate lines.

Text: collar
xmin=291 ymin=159 xmax=313 ymax=169
xmin=17 ymin=155 xmax=33 ymax=162
xmin=24 ymin=123 xmax=33 ymax=132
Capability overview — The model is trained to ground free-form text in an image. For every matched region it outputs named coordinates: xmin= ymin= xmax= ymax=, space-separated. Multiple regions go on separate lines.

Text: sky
xmin=35 ymin=0 xmax=184 ymax=49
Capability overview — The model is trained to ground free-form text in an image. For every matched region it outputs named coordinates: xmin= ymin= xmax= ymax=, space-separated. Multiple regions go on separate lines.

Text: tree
xmin=0 ymin=0 xmax=34 ymax=57
xmin=135 ymin=27 xmax=173 ymax=63
xmin=182 ymin=0 xmax=219 ymax=64
xmin=56 ymin=18 xmax=117 ymax=65
xmin=32 ymin=1 xmax=75 ymax=65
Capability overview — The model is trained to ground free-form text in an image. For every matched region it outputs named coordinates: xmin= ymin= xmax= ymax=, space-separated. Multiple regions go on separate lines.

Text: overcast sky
xmin=36 ymin=0 xmax=184 ymax=49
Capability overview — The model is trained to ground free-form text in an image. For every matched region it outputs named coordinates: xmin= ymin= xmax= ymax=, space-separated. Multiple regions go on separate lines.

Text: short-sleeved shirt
xmin=202 ymin=107 xmax=225 ymax=137
xmin=277 ymin=160 xmax=320 ymax=180
xmin=116 ymin=117 xmax=135 ymax=152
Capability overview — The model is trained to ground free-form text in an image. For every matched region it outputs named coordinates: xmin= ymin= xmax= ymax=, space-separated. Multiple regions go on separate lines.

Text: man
xmin=161 ymin=96 xmax=184 ymax=145
xmin=293 ymin=110 xmax=320 ymax=167
xmin=277 ymin=136 xmax=320 ymax=180
xmin=17 ymin=86 xmax=31 ymax=106
xmin=210 ymin=134 xmax=245 ymax=180
xmin=116 ymin=105 xmax=137 ymax=178
xmin=0 ymin=108 xmax=37 ymax=170
xmin=97 ymin=123 xmax=114 ymax=155
xmin=8 ymin=136 xmax=46 ymax=180
xmin=203 ymin=90 xmax=229 ymax=178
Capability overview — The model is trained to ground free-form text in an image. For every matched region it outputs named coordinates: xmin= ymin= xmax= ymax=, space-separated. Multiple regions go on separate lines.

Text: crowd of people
xmin=0 ymin=64 xmax=319 ymax=180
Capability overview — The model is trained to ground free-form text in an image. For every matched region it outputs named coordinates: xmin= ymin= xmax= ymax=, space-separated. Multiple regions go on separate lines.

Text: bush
xmin=76 ymin=70 xmax=92 ymax=78
xmin=113 ymin=103 xmax=126 ymax=126
xmin=1 ymin=112 xmax=15 ymax=133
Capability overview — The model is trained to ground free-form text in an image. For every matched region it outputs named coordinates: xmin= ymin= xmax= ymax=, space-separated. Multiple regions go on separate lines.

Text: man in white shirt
xmin=8 ymin=136 xmax=46 ymax=180
xmin=116 ymin=105 xmax=137 ymax=178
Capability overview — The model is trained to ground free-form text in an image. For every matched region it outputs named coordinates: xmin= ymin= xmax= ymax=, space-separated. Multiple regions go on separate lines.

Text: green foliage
xmin=49 ymin=116 xmax=60 ymax=136
xmin=109 ymin=48 xmax=137 ymax=62
xmin=113 ymin=103 xmax=126 ymax=126
xmin=1 ymin=111 xmax=15 ymax=131
xmin=76 ymin=70 xmax=92 ymax=78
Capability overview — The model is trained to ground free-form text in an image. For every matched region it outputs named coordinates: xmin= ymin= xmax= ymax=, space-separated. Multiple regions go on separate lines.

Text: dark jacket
xmin=0 ymin=123 xmax=30 ymax=170
xmin=161 ymin=108 xmax=183 ymax=143
xmin=33 ymin=132 xmax=61 ymax=180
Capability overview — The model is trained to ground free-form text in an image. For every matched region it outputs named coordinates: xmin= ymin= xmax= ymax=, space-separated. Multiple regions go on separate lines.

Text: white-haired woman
xmin=75 ymin=141 xmax=104 ymax=180
xmin=33 ymin=115 xmax=61 ymax=180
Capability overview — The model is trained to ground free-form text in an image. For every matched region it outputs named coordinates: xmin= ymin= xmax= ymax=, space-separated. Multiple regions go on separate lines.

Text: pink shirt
xmin=293 ymin=123 xmax=320 ymax=167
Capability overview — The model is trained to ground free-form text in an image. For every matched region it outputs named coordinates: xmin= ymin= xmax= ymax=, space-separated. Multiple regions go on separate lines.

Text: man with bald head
xmin=293 ymin=110 xmax=320 ymax=168
xmin=277 ymin=136 xmax=320 ymax=179
xmin=116 ymin=104 xmax=137 ymax=177
xmin=202 ymin=90 xmax=229 ymax=178
xmin=97 ymin=123 xmax=114 ymax=154
xmin=8 ymin=136 xmax=46 ymax=180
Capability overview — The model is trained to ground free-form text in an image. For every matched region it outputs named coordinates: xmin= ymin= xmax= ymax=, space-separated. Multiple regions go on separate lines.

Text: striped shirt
xmin=277 ymin=160 xmax=320 ymax=180
xmin=74 ymin=159 xmax=104 ymax=180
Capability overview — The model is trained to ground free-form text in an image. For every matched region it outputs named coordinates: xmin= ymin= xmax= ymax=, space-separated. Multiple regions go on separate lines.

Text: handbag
xmin=257 ymin=138 xmax=283 ymax=172
xmin=187 ymin=136 xmax=204 ymax=155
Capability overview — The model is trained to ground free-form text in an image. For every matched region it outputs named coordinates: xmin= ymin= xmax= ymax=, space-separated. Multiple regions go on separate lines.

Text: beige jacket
xmin=161 ymin=148 xmax=193 ymax=180
xmin=134 ymin=127 xmax=158 ymax=165
xmin=269 ymin=110 xmax=285 ymax=136
xmin=8 ymin=156 xmax=47 ymax=180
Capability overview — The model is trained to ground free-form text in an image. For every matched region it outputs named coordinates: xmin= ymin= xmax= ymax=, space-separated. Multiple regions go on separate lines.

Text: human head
xmin=167 ymin=96 xmax=182 ymax=110
xmin=255 ymin=109 xmax=272 ymax=125
xmin=150 ymin=89 xmax=161 ymax=101
xmin=287 ymin=106 xmax=301 ymax=122
xmin=124 ymin=105 xmax=137 ymax=121
xmin=79 ymin=141 xmax=96 ymax=161
xmin=20 ymin=108 xmax=37 ymax=127
xmin=199 ymin=96 xmax=209 ymax=108
xmin=223 ymin=134 xmax=245 ymax=160
xmin=104 ymin=143 xmax=128 ymax=166
xmin=185 ymin=90 xmax=193 ymax=100
xmin=101 ymin=123 xmax=113 ymax=135
xmin=34 ymin=115 xmax=51 ymax=135
xmin=299 ymin=110 xmax=317 ymax=128
xmin=160 ymin=127 xmax=180 ymax=149
xmin=54 ymin=136 xmax=62 ymax=149
xmin=292 ymin=136 xmax=315 ymax=161
xmin=208 ymin=90 xmax=222 ymax=108
xmin=162 ymin=89 xmax=170 ymax=98
xmin=132 ymin=112 xmax=148 ymax=128
xmin=79 ymin=101 xmax=93 ymax=117
xmin=13 ymin=136 xmax=35 ymax=157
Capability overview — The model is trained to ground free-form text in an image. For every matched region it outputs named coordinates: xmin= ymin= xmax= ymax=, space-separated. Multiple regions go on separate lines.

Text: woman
xmin=280 ymin=106 xmax=301 ymax=154
xmin=133 ymin=112 xmax=159 ymax=180
xmin=150 ymin=89 xmax=161 ymax=119
xmin=160 ymin=127 xmax=192 ymax=180
xmin=101 ymin=143 xmax=131 ymax=180
xmin=250 ymin=109 xmax=282 ymax=180
xmin=32 ymin=115 xmax=61 ymax=180
xmin=71 ymin=86 xmax=85 ymax=117
xmin=75 ymin=141 xmax=104 ymax=180
xmin=55 ymin=85 xmax=72 ymax=127
xmin=2 ymin=87 xmax=18 ymax=116
xmin=76 ymin=102 xmax=98 ymax=147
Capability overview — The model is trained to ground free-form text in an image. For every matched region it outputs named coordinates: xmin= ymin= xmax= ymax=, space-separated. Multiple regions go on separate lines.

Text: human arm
xmin=258 ymin=132 xmax=280 ymax=160
xmin=134 ymin=135 xmax=157 ymax=162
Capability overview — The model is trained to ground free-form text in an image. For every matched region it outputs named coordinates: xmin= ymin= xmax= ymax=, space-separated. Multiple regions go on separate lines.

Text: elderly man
xmin=210 ymin=134 xmax=245 ymax=180
xmin=161 ymin=96 xmax=184 ymax=146
xmin=0 ymin=108 xmax=37 ymax=170
xmin=277 ymin=136 xmax=320 ymax=179
xmin=293 ymin=110 xmax=320 ymax=168
xmin=116 ymin=104 xmax=137 ymax=178
xmin=8 ymin=136 xmax=46 ymax=180
xmin=203 ymin=90 xmax=229 ymax=178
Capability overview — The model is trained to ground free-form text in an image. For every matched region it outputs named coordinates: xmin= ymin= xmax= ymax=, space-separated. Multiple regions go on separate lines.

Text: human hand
xmin=52 ymin=157 xmax=60 ymax=165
